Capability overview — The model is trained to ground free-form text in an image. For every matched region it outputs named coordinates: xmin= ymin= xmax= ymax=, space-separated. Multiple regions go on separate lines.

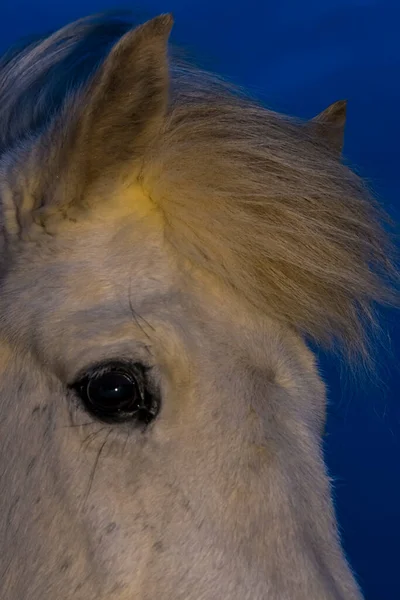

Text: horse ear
xmin=2 ymin=15 xmax=173 ymax=239
xmin=310 ymin=100 xmax=347 ymax=155
xmin=65 ymin=13 xmax=173 ymax=184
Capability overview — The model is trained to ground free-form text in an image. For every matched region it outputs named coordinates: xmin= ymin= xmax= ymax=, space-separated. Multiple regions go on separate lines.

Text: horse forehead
xmin=55 ymin=184 xmax=175 ymax=301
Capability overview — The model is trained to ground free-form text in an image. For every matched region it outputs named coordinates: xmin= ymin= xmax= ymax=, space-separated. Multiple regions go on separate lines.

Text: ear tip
xmin=331 ymin=99 xmax=347 ymax=117
xmin=133 ymin=13 xmax=174 ymax=43
xmin=313 ymin=99 xmax=347 ymax=126
xmin=153 ymin=12 xmax=174 ymax=33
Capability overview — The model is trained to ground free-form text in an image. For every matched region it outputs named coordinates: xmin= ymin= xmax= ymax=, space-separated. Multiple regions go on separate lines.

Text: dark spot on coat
xmin=31 ymin=404 xmax=48 ymax=416
xmin=26 ymin=456 xmax=37 ymax=475
xmin=105 ymin=522 xmax=116 ymax=534
xmin=60 ymin=558 xmax=72 ymax=572
xmin=7 ymin=495 xmax=20 ymax=524
xmin=153 ymin=540 xmax=164 ymax=553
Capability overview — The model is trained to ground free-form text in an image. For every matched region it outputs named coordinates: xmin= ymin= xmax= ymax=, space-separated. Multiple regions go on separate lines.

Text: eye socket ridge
xmin=69 ymin=360 xmax=159 ymax=425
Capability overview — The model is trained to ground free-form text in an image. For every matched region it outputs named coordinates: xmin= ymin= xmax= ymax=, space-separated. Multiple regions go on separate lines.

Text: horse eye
xmin=70 ymin=362 xmax=159 ymax=425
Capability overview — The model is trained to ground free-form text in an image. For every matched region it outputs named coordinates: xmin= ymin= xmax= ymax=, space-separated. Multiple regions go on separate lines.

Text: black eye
xmin=70 ymin=362 xmax=159 ymax=425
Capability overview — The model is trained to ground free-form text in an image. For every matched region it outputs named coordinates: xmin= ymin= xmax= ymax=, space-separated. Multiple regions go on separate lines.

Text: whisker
xmin=81 ymin=426 xmax=109 ymax=453
xmin=82 ymin=429 xmax=113 ymax=509
xmin=128 ymin=276 xmax=155 ymax=337
xmin=121 ymin=428 xmax=131 ymax=457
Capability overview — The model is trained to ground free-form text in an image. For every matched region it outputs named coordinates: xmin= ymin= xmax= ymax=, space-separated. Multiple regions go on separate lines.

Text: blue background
xmin=1 ymin=2 xmax=399 ymax=598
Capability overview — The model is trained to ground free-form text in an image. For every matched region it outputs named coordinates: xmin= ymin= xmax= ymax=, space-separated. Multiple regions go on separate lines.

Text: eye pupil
xmin=87 ymin=372 xmax=138 ymax=413
xmin=71 ymin=362 xmax=159 ymax=425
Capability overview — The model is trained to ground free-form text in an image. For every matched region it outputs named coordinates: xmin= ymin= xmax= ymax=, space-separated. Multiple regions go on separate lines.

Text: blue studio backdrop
xmin=1 ymin=1 xmax=399 ymax=599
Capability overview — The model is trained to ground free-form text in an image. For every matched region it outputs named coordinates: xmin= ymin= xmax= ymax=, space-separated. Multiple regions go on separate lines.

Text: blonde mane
xmin=0 ymin=14 xmax=398 ymax=357
xmin=147 ymin=72 xmax=398 ymax=357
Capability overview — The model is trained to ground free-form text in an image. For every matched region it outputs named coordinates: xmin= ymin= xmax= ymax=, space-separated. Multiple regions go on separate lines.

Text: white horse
xmin=0 ymin=13 xmax=397 ymax=600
